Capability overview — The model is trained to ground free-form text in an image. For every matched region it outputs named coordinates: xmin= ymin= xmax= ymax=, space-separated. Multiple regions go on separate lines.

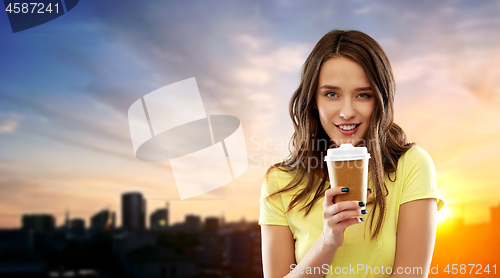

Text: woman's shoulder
xmin=397 ymin=145 xmax=435 ymax=173
xmin=261 ymin=166 xmax=294 ymax=198
xmin=263 ymin=166 xmax=312 ymax=198
xmin=399 ymin=145 xmax=433 ymax=163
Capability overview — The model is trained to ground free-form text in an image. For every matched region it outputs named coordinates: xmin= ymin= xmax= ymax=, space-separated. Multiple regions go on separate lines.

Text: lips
xmin=335 ymin=123 xmax=361 ymax=135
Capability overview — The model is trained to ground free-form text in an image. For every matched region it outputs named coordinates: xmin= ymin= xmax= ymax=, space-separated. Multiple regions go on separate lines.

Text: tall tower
xmin=122 ymin=192 xmax=146 ymax=230
xmin=65 ymin=209 xmax=70 ymax=231
xmin=166 ymin=202 xmax=170 ymax=228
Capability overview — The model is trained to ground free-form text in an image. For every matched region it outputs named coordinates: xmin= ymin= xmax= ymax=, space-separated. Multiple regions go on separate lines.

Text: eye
xmin=358 ymin=93 xmax=371 ymax=98
xmin=326 ymin=92 xmax=338 ymax=98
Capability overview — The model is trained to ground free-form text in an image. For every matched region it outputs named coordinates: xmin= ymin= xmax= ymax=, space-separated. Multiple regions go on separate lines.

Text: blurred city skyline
xmin=2 ymin=190 xmax=497 ymax=277
xmin=1 ymin=1 xmax=500 ymax=228
xmin=10 ymin=190 xmax=500 ymax=230
xmin=0 ymin=190 xmax=262 ymax=278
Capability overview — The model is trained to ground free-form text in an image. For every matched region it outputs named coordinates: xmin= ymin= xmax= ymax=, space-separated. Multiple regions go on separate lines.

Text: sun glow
xmin=437 ymin=204 xmax=451 ymax=225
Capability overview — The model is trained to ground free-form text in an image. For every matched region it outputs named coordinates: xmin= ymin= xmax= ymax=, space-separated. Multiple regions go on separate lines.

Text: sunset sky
xmin=1 ymin=0 xmax=499 ymax=228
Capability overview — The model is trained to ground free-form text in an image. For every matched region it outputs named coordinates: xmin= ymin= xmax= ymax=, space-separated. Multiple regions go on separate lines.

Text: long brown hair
xmin=263 ymin=30 xmax=414 ymax=240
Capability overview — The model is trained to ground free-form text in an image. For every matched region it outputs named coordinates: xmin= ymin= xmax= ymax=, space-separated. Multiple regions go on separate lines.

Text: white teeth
xmin=338 ymin=125 xmax=357 ymax=131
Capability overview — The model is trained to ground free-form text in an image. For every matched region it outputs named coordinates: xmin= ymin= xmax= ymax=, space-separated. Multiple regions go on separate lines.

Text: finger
xmin=324 ymin=200 xmax=364 ymax=217
xmin=330 ymin=208 xmax=366 ymax=224
xmin=335 ymin=217 xmax=365 ymax=232
xmin=324 ymin=187 xmax=348 ymax=208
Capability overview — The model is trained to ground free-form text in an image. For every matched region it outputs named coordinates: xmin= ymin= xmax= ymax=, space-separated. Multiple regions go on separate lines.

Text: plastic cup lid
xmin=324 ymin=143 xmax=371 ymax=161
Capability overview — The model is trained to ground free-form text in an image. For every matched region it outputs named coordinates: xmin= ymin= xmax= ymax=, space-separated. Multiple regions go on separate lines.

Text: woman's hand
xmin=320 ymin=188 xmax=370 ymax=249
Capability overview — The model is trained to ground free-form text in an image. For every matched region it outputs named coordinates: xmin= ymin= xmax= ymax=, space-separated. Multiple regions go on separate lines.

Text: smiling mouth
xmin=335 ymin=124 xmax=361 ymax=131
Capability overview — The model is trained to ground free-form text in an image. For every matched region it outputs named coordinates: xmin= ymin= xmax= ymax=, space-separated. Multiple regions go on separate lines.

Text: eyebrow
xmin=319 ymin=85 xmax=373 ymax=92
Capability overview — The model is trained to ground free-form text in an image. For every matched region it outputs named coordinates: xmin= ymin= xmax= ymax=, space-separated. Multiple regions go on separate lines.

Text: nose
xmin=339 ymin=99 xmax=356 ymax=119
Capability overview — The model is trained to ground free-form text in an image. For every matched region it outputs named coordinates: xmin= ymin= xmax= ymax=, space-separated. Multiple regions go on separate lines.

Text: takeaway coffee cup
xmin=324 ymin=144 xmax=371 ymax=204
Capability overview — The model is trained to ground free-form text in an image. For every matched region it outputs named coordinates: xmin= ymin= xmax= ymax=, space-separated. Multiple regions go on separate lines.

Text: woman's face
xmin=314 ymin=57 xmax=376 ymax=146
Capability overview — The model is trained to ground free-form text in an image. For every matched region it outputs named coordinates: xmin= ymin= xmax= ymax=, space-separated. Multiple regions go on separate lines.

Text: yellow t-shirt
xmin=259 ymin=146 xmax=445 ymax=277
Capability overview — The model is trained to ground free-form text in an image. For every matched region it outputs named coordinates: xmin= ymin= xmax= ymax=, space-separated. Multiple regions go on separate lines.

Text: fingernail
xmin=368 ymin=188 xmax=372 ymax=194
xmin=358 ymin=202 xmax=365 ymax=207
xmin=341 ymin=188 xmax=349 ymax=192
xmin=361 ymin=210 xmax=367 ymax=215
xmin=360 ymin=218 xmax=365 ymax=222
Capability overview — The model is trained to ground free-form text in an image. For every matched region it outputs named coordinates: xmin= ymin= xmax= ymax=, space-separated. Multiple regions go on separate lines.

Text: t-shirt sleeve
xmin=400 ymin=146 xmax=445 ymax=211
xmin=258 ymin=169 xmax=289 ymax=226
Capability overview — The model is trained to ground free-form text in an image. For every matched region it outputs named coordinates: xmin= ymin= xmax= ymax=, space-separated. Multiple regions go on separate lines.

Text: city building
xmin=124 ymin=245 xmax=197 ymax=278
xmin=0 ymin=229 xmax=32 ymax=253
xmin=150 ymin=203 xmax=169 ymax=233
xmin=113 ymin=231 xmax=156 ymax=264
xmin=69 ymin=218 xmax=85 ymax=235
xmin=203 ymin=217 xmax=219 ymax=234
xmin=122 ymin=192 xmax=146 ymax=230
xmin=226 ymin=221 xmax=263 ymax=278
xmin=91 ymin=209 xmax=115 ymax=233
xmin=199 ymin=219 xmax=224 ymax=269
xmin=184 ymin=215 xmax=201 ymax=234
xmin=22 ymin=214 xmax=55 ymax=233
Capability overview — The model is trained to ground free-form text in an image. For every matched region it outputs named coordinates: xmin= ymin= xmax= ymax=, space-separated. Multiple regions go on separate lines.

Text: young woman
xmin=259 ymin=30 xmax=445 ymax=278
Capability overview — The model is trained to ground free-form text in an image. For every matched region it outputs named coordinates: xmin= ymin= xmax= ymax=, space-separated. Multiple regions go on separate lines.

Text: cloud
xmin=0 ymin=113 xmax=22 ymax=134
xmin=353 ymin=7 xmax=372 ymax=15
xmin=393 ymin=50 xmax=500 ymax=146
xmin=233 ymin=37 xmax=310 ymax=86
xmin=0 ymin=92 xmax=130 ymax=142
